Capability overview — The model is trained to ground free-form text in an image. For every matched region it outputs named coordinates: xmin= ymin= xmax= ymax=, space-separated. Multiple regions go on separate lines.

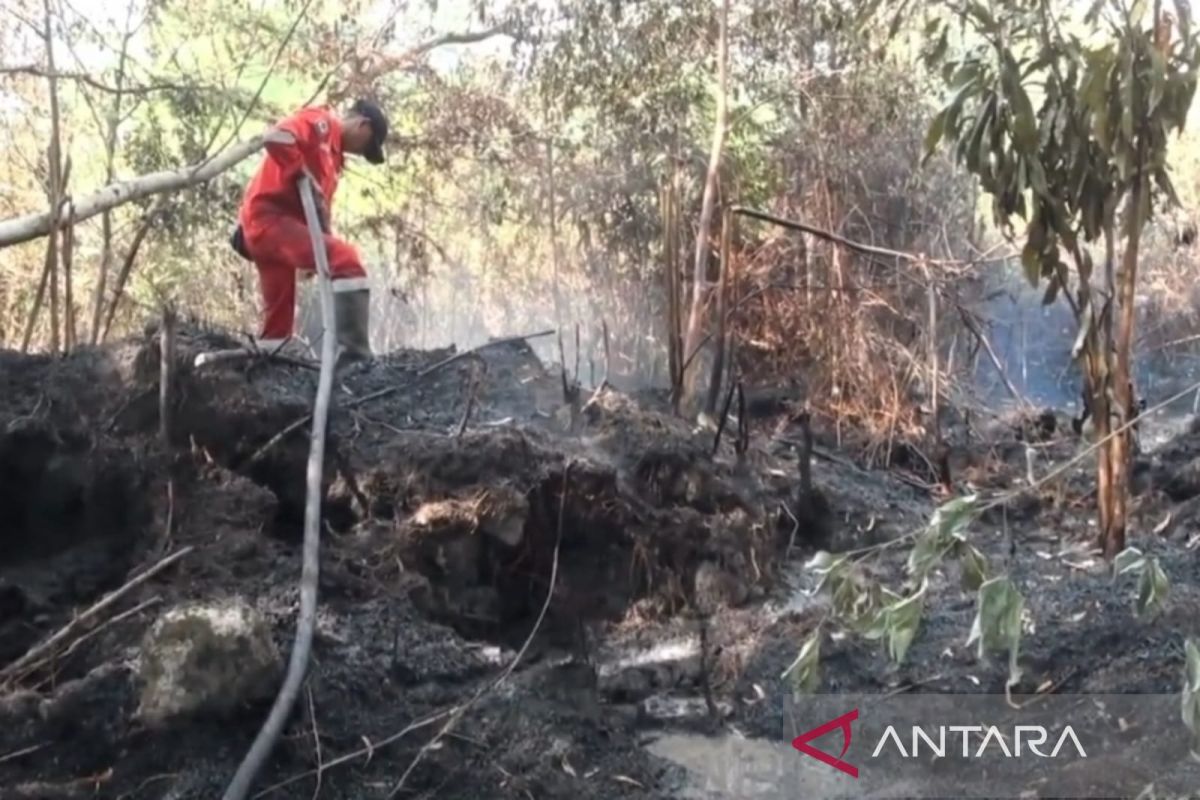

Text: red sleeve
xmin=264 ymin=108 xmax=329 ymax=176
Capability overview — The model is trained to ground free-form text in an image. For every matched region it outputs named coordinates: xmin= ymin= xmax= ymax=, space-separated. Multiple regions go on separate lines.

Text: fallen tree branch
xmin=245 ymin=329 xmax=555 ymax=466
xmin=0 ymin=547 xmax=192 ymax=683
xmin=221 ymin=175 xmax=338 ymax=800
xmin=0 ymin=63 xmax=210 ymax=95
xmin=0 ymin=136 xmax=264 ymax=249
xmin=957 ymin=305 xmax=1029 ymax=408
xmin=731 ymin=205 xmax=1012 ymax=268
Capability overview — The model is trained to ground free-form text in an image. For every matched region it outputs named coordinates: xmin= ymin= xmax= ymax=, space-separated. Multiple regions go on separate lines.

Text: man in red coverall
xmin=232 ymin=99 xmax=389 ymax=365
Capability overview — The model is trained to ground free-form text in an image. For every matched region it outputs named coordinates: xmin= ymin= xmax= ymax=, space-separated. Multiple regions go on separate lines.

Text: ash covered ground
xmin=2 ymin=325 xmax=1200 ymax=799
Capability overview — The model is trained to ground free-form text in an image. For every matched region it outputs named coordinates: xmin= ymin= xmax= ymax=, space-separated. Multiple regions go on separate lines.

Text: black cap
xmin=352 ymin=98 xmax=388 ymax=165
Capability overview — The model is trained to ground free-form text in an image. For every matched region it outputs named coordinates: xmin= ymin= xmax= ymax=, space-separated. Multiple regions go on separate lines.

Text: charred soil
xmin=2 ymin=329 xmax=1199 ymax=799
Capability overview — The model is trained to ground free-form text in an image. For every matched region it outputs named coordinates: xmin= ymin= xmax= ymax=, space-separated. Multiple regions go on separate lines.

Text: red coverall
xmin=238 ymin=106 xmax=368 ymax=342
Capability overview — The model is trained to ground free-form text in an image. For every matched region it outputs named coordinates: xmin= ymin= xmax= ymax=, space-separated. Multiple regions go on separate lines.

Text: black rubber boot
xmin=334 ymin=289 xmax=372 ymax=370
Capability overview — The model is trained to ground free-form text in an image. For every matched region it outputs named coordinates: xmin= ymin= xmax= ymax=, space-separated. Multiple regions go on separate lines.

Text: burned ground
xmin=1 ymin=328 xmax=1199 ymax=799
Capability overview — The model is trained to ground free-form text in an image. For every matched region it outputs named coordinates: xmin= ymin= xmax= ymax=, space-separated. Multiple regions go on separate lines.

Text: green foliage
xmin=921 ymin=0 xmax=1200 ymax=289
xmin=1113 ymin=546 xmax=1171 ymax=618
xmin=908 ymin=493 xmax=980 ymax=580
xmin=782 ymin=627 xmax=822 ymax=693
xmin=1183 ymin=638 xmax=1200 ymax=755
xmin=967 ymin=575 xmax=1025 ymax=687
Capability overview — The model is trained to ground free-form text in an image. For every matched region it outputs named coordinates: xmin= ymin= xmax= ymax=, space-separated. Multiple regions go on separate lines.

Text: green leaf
xmin=885 ymin=581 xmax=927 ymax=665
xmin=1021 ymin=242 xmax=1042 ymax=287
xmin=967 ymin=576 xmax=1024 ymax=687
xmin=908 ymin=495 xmax=979 ymax=579
xmin=1181 ymin=638 xmax=1200 ymax=754
xmin=1010 ymin=81 xmax=1038 ymax=151
xmin=1136 ymin=557 xmax=1170 ymax=618
xmin=782 ymin=628 xmax=821 ymax=693
xmin=924 ymin=108 xmax=949 ymax=163
xmin=855 ymin=605 xmax=889 ymax=640
xmin=1042 ymin=272 xmax=1062 ymax=306
xmin=965 ymin=1 xmax=996 ymax=31
xmin=1113 ymin=546 xmax=1147 ymax=576
xmin=958 ymin=543 xmax=989 ymax=592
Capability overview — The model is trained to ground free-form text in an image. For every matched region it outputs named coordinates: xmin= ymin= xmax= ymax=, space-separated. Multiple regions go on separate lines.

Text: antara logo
xmin=792 ymin=709 xmax=1088 ymax=778
xmin=792 ymin=709 xmax=860 ymax=778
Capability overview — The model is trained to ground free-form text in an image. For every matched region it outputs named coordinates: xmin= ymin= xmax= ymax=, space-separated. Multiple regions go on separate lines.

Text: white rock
xmin=136 ymin=599 xmax=280 ymax=724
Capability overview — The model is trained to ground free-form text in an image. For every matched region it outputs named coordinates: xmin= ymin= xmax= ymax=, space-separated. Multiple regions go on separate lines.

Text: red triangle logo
xmin=791 ymin=708 xmax=859 ymax=778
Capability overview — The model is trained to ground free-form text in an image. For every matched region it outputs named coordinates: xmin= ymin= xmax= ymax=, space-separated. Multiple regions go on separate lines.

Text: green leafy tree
xmin=924 ymin=0 xmax=1200 ymax=558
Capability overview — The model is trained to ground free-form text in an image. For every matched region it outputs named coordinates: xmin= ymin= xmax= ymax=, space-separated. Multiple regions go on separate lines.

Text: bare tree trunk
xmin=62 ymin=201 xmax=76 ymax=349
xmin=681 ymin=0 xmax=730 ymax=404
xmin=0 ymin=137 xmax=263 ymax=248
xmin=546 ymin=133 xmax=563 ymax=331
xmin=705 ymin=206 xmax=733 ymax=414
xmin=1107 ymin=178 xmax=1148 ymax=558
xmin=663 ymin=171 xmax=683 ymax=408
xmin=44 ymin=0 xmax=64 ymax=354
xmin=91 ymin=7 xmax=135 ymax=345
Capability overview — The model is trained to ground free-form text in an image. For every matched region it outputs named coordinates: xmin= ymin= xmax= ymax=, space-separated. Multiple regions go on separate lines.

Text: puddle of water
xmin=647 ymin=731 xmax=857 ymax=799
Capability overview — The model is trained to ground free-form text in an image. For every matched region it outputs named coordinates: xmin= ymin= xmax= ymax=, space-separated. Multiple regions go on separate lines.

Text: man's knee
xmin=324 ymin=235 xmax=367 ymax=280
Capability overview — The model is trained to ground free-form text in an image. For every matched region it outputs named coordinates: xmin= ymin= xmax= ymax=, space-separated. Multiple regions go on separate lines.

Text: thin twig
xmin=30 ymin=597 xmax=160 ymax=688
xmin=385 ymin=461 xmax=573 ymax=799
xmin=0 ymin=743 xmax=50 ymax=766
xmin=455 ymin=363 xmax=482 ymax=439
xmin=246 ymin=330 xmax=555 ymax=466
xmin=254 ymin=710 xmax=452 ymax=797
xmin=306 ymin=686 xmax=324 ymax=800
xmin=0 ymin=547 xmax=192 ymax=682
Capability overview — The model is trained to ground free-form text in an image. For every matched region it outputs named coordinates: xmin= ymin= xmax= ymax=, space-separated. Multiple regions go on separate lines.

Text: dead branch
xmin=246 ymin=330 xmax=555 ymax=466
xmin=0 ymin=137 xmax=264 ymax=249
xmin=456 ymin=362 xmax=483 ymax=438
xmin=30 ymin=597 xmax=160 ymax=688
xmin=221 ymin=176 xmax=338 ymax=800
xmin=956 ymin=305 xmax=1029 ymax=407
xmin=100 ymin=197 xmax=163 ymax=341
xmin=0 ymin=63 xmax=209 ymax=95
xmin=731 ymin=206 xmax=1013 ymax=268
xmin=0 ymin=547 xmax=192 ymax=683
xmin=385 ymin=460 xmax=572 ymax=799
xmin=712 ymin=378 xmax=737 ymax=456
xmin=0 ymin=743 xmax=49 ymax=766
xmin=254 ymin=710 xmax=451 ymax=797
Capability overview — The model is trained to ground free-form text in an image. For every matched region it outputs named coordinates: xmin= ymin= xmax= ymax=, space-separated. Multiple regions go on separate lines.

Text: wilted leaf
xmin=1071 ymin=299 xmax=1095 ymax=360
xmin=967 ymin=576 xmax=1024 ymax=689
xmin=1136 ymin=557 xmax=1170 ymax=618
xmin=1181 ymin=639 xmax=1200 ymax=754
xmin=907 ymin=496 xmax=980 ymax=580
xmin=1113 ymin=546 xmax=1147 ymax=576
xmin=1021 ymin=239 xmax=1042 ymax=286
xmin=959 ymin=543 xmax=989 ymax=592
xmin=855 ymin=605 xmax=889 ymax=641
xmin=782 ymin=629 xmax=821 ymax=693
xmin=885 ymin=581 xmax=927 ymax=664
xmin=1041 ymin=272 xmax=1062 ymax=306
